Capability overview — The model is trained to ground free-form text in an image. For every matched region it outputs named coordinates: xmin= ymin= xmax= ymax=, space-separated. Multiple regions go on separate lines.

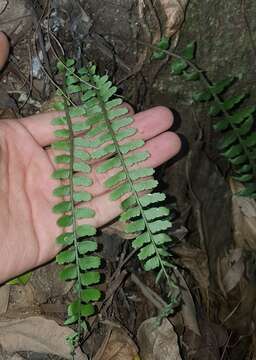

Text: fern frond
xmin=52 ymin=60 xmax=101 ymax=348
xmin=74 ymin=64 xmax=175 ymax=286
xmin=199 ymin=85 xmax=256 ymax=197
xmin=165 ymin=41 xmax=256 ymax=198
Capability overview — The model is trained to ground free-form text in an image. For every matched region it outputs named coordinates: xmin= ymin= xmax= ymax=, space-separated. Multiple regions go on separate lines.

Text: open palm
xmin=0 ymin=34 xmax=180 ymax=283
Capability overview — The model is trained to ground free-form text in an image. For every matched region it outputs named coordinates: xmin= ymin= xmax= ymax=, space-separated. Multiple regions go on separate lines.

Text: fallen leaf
xmin=159 ymin=0 xmax=189 ymax=37
xmin=137 ymin=317 xmax=181 ymax=360
xmin=6 ymin=355 xmax=24 ymax=360
xmin=0 ymin=285 xmax=10 ymax=314
xmin=218 ymin=248 xmax=245 ymax=295
xmin=95 ymin=327 xmax=138 ymax=360
xmin=174 ymin=269 xmax=201 ymax=336
xmin=174 ymin=246 xmax=210 ymax=307
xmin=230 ymin=179 xmax=256 ymax=251
xmin=0 ymin=0 xmax=32 ymax=36
xmin=0 ymin=0 xmax=8 ymax=15
xmin=0 ymin=316 xmax=85 ymax=359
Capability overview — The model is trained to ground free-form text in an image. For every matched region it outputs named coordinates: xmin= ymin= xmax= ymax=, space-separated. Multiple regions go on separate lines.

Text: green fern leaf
xmin=138 ymin=244 xmax=156 ymax=261
xmin=73 ymin=191 xmax=92 ymax=202
xmin=132 ymin=232 xmax=151 ymax=249
xmin=245 ymin=133 xmax=256 ymax=147
xmin=217 ymin=131 xmax=237 ymax=150
xmin=144 ymin=207 xmax=170 ymax=221
xmin=213 ymin=118 xmax=230 ymax=131
xmin=53 ymin=201 xmax=72 ymax=213
xmin=79 ymin=256 xmax=101 ymax=270
xmin=125 ymin=219 xmax=145 ymax=233
xmin=208 ymin=103 xmax=222 ymax=116
xmin=81 ymin=272 xmax=101 ymax=286
xmin=170 ymin=58 xmax=188 ymax=75
xmin=210 ymin=77 xmax=234 ymax=95
xmin=75 ymin=207 xmax=95 ymax=219
xmin=139 ymin=193 xmax=166 ymax=207
xmin=183 ymin=70 xmax=200 ymax=81
xmin=78 ymin=240 xmax=98 ymax=254
xmin=232 ymin=174 xmax=253 ymax=182
xmin=192 ymin=89 xmax=212 ymax=102
xmin=119 ymin=139 xmax=145 ymax=154
xmin=152 ymin=36 xmax=170 ymax=60
xmin=96 ymin=156 xmax=121 ymax=173
xmin=181 ymin=41 xmax=196 ymax=60
xmin=52 ymin=140 xmax=70 ymax=151
xmin=153 ymin=233 xmax=173 ymax=245
xmin=120 ymin=207 xmax=141 ymax=221
xmin=222 ymin=144 xmax=243 ymax=159
xmin=229 ymin=106 xmax=256 ymax=125
xmin=134 ymin=179 xmax=158 ymax=192
xmin=73 ymin=175 xmax=92 ymax=186
xmin=54 ymin=154 xmax=71 ymax=164
xmin=81 ymin=304 xmax=95 ymax=317
xmin=76 ymin=224 xmax=97 ymax=237
xmin=230 ymin=154 xmax=248 ymax=165
xmin=124 ymin=151 xmax=150 ymax=166
xmin=59 ymin=266 xmax=77 ymax=281
xmin=149 ymin=220 xmax=172 ymax=233
xmin=110 ymin=182 xmax=131 ymax=200
xmin=56 ymin=232 xmax=75 ymax=246
xmin=129 ymin=167 xmax=155 ymax=180
xmin=81 ymin=289 xmax=101 ymax=302
xmin=121 ymin=195 xmax=137 ymax=210
xmin=237 ymin=116 xmax=253 ymax=135
xmin=57 ymin=215 xmax=73 ymax=227
xmin=144 ymin=256 xmax=160 ymax=271
xmin=223 ymin=94 xmax=246 ymax=111
xmin=104 ymin=171 xmax=127 ymax=188
xmin=52 ymin=168 xmax=70 ymax=179
xmin=56 ymin=249 xmax=76 ymax=264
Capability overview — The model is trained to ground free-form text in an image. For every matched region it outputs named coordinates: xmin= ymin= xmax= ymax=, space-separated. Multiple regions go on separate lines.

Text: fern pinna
xmin=153 ymin=40 xmax=256 ymax=198
xmin=52 ymin=59 xmax=174 ymax=347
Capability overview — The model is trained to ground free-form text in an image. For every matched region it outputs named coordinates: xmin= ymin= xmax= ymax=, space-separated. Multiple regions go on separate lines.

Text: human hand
xmin=0 ymin=33 xmax=181 ymax=283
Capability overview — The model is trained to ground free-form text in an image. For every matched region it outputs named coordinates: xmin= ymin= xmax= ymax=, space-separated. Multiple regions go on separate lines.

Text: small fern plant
xmin=51 ymin=59 xmax=175 ymax=350
xmin=153 ymin=40 xmax=256 ymax=197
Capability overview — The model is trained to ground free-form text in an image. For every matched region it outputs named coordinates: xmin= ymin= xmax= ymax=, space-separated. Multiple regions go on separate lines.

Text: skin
xmin=0 ymin=32 xmax=181 ymax=283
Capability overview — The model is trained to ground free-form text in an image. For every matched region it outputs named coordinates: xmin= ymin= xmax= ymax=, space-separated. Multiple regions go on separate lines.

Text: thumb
xmin=0 ymin=32 xmax=9 ymax=70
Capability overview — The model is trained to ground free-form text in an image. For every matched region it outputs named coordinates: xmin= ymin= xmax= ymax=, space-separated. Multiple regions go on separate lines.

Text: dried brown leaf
xmin=0 ymin=316 xmax=85 ymax=359
xmin=174 ymin=269 xmax=201 ymax=336
xmin=218 ymin=249 xmax=245 ymax=295
xmin=0 ymin=1 xmax=8 ymax=15
xmin=0 ymin=0 xmax=31 ymax=36
xmin=230 ymin=179 xmax=256 ymax=250
xmin=96 ymin=328 xmax=138 ymax=360
xmin=159 ymin=0 xmax=189 ymax=37
xmin=137 ymin=317 xmax=181 ymax=360
xmin=0 ymin=285 xmax=10 ymax=314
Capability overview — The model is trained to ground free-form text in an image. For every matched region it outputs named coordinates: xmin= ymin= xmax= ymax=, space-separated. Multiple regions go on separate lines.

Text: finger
xmin=86 ymin=107 xmax=173 ymax=159
xmin=18 ymin=102 xmax=135 ymax=146
xmin=48 ymin=131 xmax=181 ymax=197
xmin=47 ymin=106 xmax=174 ymax=159
xmin=88 ymin=131 xmax=180 ymax=196
xmin=0 ymin=32 xmax=9 ymax=70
